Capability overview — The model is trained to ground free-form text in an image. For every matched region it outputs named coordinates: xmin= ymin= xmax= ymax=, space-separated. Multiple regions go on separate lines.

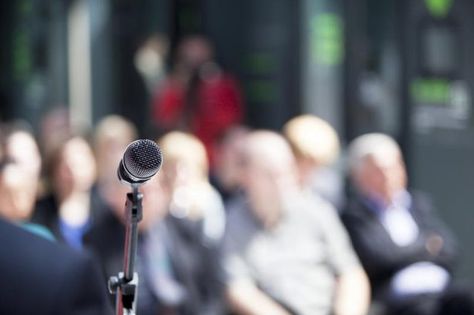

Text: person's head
xmin=240 ymin=130 xmax=298 ymax=226
xmin=283 ymin=115 xmax=340 ymax=184
xmin=39 ymin=107 xmax=72 ymax=157
xmin=348 ymin=133 xmax=407 ymax=204
xmin=2 ymin=125 xmax=42 ymax=180
xmin=158 ymin=131 xmax=209 ymax=190
xmin=176 ymin=35 xmax=214 ymax=71
xmin=0 ymin=123 xmax=42 ymax=221
xmin=93 ymin=115 xmax=138 ymax=184
xmin=48 ymin=136 xmax=96 ymax=199
xmin=214 ymin=125 xmax=250 ymax=192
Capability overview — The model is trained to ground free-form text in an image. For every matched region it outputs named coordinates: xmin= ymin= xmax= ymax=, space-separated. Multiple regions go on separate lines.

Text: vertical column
xmin=301 ymin=0 xmax=344 ymax=135
xmin=68 ymin=0 xmax=92 ymax=133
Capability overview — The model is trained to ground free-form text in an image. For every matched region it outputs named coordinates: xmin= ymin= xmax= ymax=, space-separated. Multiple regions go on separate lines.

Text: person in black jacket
xmin=342 ymin=133 xmax=473 ymax=315
xmin=0 ymin=218 xmax=112 ymax=315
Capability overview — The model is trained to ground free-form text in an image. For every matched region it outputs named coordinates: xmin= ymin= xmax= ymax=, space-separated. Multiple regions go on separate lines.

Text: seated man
xmin=342 ymin=133 xmax=472 ymax=315
xmin=222 ymin=130 xmax=370 ymax=315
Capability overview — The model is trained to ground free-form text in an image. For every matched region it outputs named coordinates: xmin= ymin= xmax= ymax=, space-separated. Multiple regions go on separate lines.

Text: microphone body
xmin=117 ymin=139 xmax=162 ymax=185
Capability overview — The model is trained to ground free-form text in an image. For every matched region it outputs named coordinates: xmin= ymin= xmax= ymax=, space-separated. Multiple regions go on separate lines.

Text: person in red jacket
xmin=151 ymin=35 xmax=244 ymax=166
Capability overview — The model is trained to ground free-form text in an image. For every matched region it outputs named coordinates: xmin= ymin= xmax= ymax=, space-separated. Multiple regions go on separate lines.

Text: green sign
xmin=310 ymin=13 xmax=344 ymax=66
xmin=425 ymin=0 xmax=453 ymax=18
xmin=411 ymin=78 xmax=450 ymax=105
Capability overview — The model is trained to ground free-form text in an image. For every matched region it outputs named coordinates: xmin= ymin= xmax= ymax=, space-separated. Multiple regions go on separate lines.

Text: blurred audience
xmin=223 ymin=130 xmax=370 ymax=315
xmin=283 ymin=114 xmax=343 ymax=208
xmin=152 ymin=35 xmax=244 ymax=165
xmin=211 ymin=125 xmax=250 ymax=204
xmin=342 ymin=133 xmax=473 ymax=315
xmin=84 ymin=132 xmax=225 ymax=315
xmin=33 ymin=135 xmax=98 ymax=249
xmin=0 ymin=123 xmax=53 ymax=239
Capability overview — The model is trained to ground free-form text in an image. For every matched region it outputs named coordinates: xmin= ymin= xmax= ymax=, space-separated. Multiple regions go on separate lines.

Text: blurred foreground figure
xmin=223 ymin=130 xmax=370 ymax=315
xmin=283 ymin=114 xmax=343 ymax=208
xmin=342 ymin=133 xmax=473 ymax=315
xmin=0 ymin=218 xmax=112 ymax=315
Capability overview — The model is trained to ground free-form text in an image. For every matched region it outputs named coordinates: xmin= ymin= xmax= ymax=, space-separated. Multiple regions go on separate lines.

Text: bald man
xmin=222 ymin=130 xmax=370 ymax=315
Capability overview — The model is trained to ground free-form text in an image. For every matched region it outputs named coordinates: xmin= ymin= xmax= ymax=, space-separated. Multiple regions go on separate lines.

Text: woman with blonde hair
xmin=283 ymin=114 xmax=343 ymax=208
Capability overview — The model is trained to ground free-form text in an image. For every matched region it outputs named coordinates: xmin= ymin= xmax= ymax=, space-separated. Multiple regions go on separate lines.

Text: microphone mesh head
xmin=123 ymin=139 xmax=162 ymax=180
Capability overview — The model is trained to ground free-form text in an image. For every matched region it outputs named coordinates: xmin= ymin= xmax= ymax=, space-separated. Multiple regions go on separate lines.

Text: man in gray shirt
xmin=222 ymin=130 xmax=370 ymax=315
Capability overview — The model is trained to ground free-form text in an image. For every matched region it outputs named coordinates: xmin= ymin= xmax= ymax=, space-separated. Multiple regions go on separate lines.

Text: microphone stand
xmin=109 ymin=184 xmax=143 ymax=315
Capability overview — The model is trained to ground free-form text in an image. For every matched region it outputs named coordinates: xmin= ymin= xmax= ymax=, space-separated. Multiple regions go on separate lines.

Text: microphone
xmin=111 ymin=139 xmax=162 ymax=313
xmin=117 ymin=139 xmax=163 ymax=185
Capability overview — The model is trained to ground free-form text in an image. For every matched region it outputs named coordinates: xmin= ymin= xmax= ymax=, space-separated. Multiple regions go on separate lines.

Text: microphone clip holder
xmin=108 ymin=185 xmax=143 ymax=315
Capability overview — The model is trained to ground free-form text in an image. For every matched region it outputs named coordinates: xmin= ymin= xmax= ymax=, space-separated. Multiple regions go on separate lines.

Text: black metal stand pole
xmin=109 ymin=185 xmax=143 ymax=315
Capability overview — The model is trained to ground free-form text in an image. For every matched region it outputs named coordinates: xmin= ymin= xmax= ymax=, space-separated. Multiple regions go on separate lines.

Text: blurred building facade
xmin=1 ymin=0 xmax=474 ymax=280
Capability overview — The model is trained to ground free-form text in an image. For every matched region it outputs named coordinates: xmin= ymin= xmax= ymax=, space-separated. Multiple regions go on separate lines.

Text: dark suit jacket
xmin=0 ymin=218 xmax=112 ymax=315
xmin=341 ymin=191 xmax=458 ymax=302
xmin=83 ymin=209 xmax=224 ymax=315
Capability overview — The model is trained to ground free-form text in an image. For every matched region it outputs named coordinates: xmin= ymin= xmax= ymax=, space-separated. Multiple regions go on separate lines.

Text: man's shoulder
xmin=0 ymin=219 xmax=111 ymax=314
xmin=0 ymin=219 xmax=86 ymax=271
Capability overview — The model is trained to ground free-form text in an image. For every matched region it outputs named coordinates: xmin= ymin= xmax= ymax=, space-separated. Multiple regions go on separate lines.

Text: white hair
xmin=347 ymin=133 xmax=401 ymax=174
